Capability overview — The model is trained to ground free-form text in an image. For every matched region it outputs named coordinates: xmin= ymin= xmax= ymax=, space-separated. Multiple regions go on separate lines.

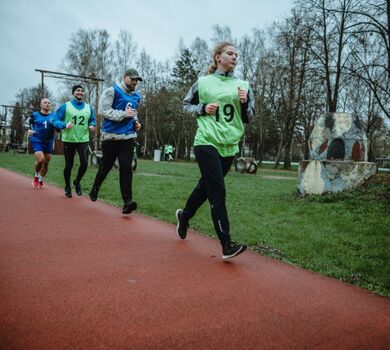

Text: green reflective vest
xmin=195 ymin=74 xmax=249 ymax=157
xmin=61 ymin=101 xmax=91 ymax=143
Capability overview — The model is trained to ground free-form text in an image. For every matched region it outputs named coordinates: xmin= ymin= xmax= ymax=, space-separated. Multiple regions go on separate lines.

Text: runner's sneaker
xmin=175 ymin=209 xmax=189 ymax=239
xmin=122 ymin=200 xmax=137 ymax=214
xmin=39 ymin=180 xmax=43 ymax=188
xmin=32 ymin=176 xmax=39 ymax=189
xmin=89 ymin=186 xmax=99 ymax=201
xmin=73 ymin=180 xmax=82 ymax=196
xmin=222 ymin=241 xmax=247 ymax=260
xmin=64 ymin=186 xmax=72 ymax=198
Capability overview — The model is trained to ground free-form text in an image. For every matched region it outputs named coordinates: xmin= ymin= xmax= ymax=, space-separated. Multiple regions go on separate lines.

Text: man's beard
xmin=125 ymin=84 xmax=135 ymax=91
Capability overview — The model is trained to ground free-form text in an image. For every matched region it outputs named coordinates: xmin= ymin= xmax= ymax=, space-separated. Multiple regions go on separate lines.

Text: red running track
xmin=0 ymin=167 xmax=389 ymax=349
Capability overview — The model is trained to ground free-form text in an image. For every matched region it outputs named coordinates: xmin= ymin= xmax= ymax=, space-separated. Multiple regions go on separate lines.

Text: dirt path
xmin=0 ymin=168 xmax=389 ymax=349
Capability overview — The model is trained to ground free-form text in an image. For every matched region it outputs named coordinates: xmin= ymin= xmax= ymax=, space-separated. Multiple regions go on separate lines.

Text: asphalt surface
xmin=0 ymin=167 xmax=389 ymax=349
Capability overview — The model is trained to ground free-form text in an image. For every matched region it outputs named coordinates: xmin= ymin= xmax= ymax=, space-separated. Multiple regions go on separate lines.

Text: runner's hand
xmin=66 ymin=122 xmax=73 ymax=129
xmin=27 ymin=130 xmax=35 ymax=136
xmin=238 ymin=87 xmax=247 ymax=103
xmin=135 ymin=121 xmax=141 ymax=131
xmin=89 ymin=125 xmax=96 ymax=132
xmin=125 ymin=107 xmax=136 ymax=118
xmin=205 ymin=103 xmax=219 ymax=115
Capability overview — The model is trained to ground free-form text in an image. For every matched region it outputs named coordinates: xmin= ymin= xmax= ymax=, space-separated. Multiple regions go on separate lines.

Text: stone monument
xmin=297 ymin=112 xmax=377 ymax=195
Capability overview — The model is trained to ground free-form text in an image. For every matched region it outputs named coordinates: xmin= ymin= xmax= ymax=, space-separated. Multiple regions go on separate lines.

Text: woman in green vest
xmin=176 ymin=42 xmax=255 ymax=260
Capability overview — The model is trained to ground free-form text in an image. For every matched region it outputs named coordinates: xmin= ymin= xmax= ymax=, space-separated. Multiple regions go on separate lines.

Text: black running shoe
xmin=64 ymin=186 xmax=72 ymax=198
xmin=122 ymin=200 xmax=137 ymax=214
xmin=73 ymin=180 xmax=82 ymax=196
xmin=89 ymin=186 xmax=99 ymax=201
xmin=175 ymin=209 xmax=189 ymax=239
xmin=222 ymin=241 xmax=247 ymax=260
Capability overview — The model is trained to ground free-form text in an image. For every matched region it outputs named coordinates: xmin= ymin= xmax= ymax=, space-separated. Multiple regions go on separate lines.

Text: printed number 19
xmin=215 ymin=104 xmax=234 ymax=123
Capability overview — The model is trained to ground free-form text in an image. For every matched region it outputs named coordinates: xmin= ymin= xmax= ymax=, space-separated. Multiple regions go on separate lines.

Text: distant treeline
xmin=10 ymin=0 xmax=390 ymax=167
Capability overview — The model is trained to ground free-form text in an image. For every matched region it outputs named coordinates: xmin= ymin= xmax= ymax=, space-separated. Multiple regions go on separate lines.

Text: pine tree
xmin=171 ymin=48 xmax=199 ymax=90
xmin=171 ymin=48 xmax=200 ymax=160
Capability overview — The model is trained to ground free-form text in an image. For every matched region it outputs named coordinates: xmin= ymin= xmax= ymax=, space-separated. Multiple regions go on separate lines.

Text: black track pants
xmin=92 ymin=139 xmax=134 ymax=203
xmin=182 ymin=145 xmax=234 ymax=244
xmin=63 ymin=142 xmax=89 ymax=187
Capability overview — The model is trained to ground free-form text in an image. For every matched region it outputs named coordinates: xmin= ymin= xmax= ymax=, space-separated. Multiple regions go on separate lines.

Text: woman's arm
xmin=240 ymin=86 xmax=255 ymax=123
xmin=183 ymin=81 xmax=206 ymax=116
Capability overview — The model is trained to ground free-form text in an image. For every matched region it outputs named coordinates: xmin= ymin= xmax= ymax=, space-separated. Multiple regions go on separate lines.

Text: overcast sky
xmin=0 ymin=0 xmax=293 ymax=106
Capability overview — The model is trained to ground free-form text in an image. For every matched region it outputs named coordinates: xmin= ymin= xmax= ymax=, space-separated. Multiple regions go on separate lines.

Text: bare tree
xmin=61 ymin=28 xmax=112 ymax=147
xmin=112 ymin=30 xmax=138 ymax=83
xmin=210 ymin=25 xmax=234 ymax=44
xmin=10 ymin=103 xmax=24 ymax=144
xmin=190 ymin=37 xmax=210 ymax=76
xmin=237 ymin=29 xmax=271 ymax=160
xmin=14 ymin=84 xmax=53 ymax=142
xmin=295 ymin=82 xmax=326 ymax=159
xmin=271 ymin=10 xmax=311 ymax=169
xmin=62 ymin=28 xmax=112 ymax=96
xmin=146 ymin=87 xmax=183 ymax=158
xmin=296 ymin=0 xmax=358 ymax=112
xmin=344 ymin=76 xmax=388 ymax=161
xmin=15 ymin=84 xmax=52 ymax=110
xmin=136 ymin=50 xmax=168 ymax=156
xmin=346 ymin=0 xmax=390 ymax=119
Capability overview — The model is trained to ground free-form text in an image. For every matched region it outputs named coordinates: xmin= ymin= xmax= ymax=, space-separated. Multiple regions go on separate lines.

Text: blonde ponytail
xmin=207 ymin=62 xmax=218 ymax=74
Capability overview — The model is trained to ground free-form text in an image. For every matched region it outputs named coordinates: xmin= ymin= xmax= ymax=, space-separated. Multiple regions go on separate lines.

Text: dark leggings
xmin=182 ymin=145 xmax=234 ymax=244
xmin=63 ymin=142 xmax=89 ymax=187
xmin=92 ymin=139 xmax=134 ymax=202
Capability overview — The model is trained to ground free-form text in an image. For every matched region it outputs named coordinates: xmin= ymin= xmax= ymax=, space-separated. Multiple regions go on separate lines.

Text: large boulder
xmin=297 ymin=160 xmax=377 ymax=195
xmin=309 ymin=112 xmax=367 ymax=161
xmin=298 ymin=112 xmax=376 ymax=195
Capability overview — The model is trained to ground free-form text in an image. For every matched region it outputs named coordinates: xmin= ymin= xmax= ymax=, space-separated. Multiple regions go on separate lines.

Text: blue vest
xmin=102 ymin=84 xmax=141 ymax=135
xmin=29 ymin=112 xmax=55 ymax=142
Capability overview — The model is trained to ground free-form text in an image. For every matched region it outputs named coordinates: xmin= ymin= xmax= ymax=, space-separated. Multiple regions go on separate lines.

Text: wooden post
xmin=94 ymin=81 xmax=100 ymax=151
xmin=41 ymin=72 xmax=44 ymax=99
xmin=3 ymin=107 xmax=7 ymax=146
xmin=143 ymin=102 xmax=148 ymax=157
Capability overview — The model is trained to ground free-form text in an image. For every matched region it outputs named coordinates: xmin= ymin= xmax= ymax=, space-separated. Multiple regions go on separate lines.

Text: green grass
xmin=1 ymin=152 xmax=389 ymax=296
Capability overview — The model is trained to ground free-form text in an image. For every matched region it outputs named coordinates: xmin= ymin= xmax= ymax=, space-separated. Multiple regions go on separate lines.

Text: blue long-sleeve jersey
xmin=52 ymin=98 xmax=96 ymax=130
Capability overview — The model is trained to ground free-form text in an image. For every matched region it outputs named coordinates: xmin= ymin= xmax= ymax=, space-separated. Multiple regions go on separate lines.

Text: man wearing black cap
xmin=89 ymin=68 xmax=142 ymax=215
xmin=53 ymin=84 xmax=96 ymax=198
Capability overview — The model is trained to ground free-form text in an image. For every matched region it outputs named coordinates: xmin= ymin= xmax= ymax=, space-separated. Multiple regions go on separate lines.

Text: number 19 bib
xmin=195 ymin=75 xmax=249 ymax=157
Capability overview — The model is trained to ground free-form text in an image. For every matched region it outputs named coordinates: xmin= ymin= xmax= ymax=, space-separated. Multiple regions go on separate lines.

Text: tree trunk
xmin=274 ymin=136 xmax=285 ymax=169
xmin=283 ymin=137 xmax=293 ymax=170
